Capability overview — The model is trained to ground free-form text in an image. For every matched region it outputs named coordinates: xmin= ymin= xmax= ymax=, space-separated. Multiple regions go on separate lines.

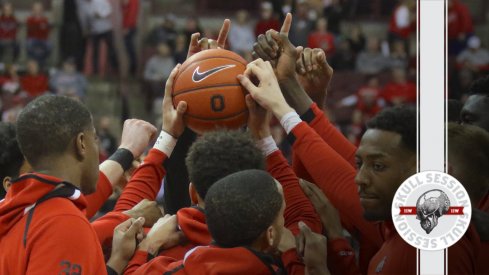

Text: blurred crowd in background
xmin=0 ymin=0 xmax=484 ymax=159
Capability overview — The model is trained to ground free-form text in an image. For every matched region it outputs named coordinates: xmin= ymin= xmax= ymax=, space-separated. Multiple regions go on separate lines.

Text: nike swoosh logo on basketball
xmin=192 ymin=64 xmax=236 ymax=82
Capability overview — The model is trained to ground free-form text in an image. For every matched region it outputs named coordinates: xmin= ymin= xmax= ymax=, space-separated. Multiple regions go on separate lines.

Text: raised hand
xmin=237 ymin=58 xmax=294 ymax=119
xmin=162 ymin=64 xmax=187 ymax=138
xmin=138 ymin=215 xmax=185 ymax=255
xmin=299 ymin=179 xmax=343 ymax=240
xmin=107 ymin=217 xmax=145 ymax=274
xmin=187 ymin=19 xmax=230 ymax=59
xmin=119 ymin=119 xmax=158 ymax=159
xmin=296 ymin=48 xmax=333 ymax=106
xmin=297 ymin=221 xmax=330 ymax=275
xmin=252 ymin=13 xmax=299 ymax=82
xmin=123 ymin=199 xmax=164 ymax=227
xmin=245 ymin=94 xmax=272 ymax=140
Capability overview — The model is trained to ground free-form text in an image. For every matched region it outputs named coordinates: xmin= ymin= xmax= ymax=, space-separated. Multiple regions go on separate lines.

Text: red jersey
xmin=126 ymin=246 xmax=301 ymax=275
xmin=20 ymin=74 xmax=49 ymax=97
xmin=447 ymin=0 xmax=473 ymax=39
xmin=381 ymin=81 xmax=416 ymax=105
xmin=290 ymin=104 xmax=382 ymax=273
xmin=0 ymin=15 xmax=17 ymax=40
xmin=0 ymin=174 xmax=106 ymax=274
xmin=368 ymin=222 xmax=480 ymax=274
xmin=122 ymin=0 xmax=139 ymax=29
xmin=26 ymin=16 xmax=50 ymax=40
xmin=307 ymin=32 xmax=336 ymax=56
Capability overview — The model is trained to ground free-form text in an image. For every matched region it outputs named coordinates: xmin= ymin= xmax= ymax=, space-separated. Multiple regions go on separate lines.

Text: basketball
xmin=172 ymin=48 xmax=248 ymax=134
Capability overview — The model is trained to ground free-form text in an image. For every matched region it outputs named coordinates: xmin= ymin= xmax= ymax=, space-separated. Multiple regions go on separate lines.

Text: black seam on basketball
xmin=178 ymin=56 xmax=247 ymax=77
xmin=173 ymin=83 xmax=242 ymax=97
xmin=184 ymin=109 xmax=249 ymax=121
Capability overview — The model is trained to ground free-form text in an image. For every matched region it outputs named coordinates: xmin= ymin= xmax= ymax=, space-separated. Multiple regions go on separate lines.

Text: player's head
xmin=205 ymin=169 xmax=284 ymax=250
xmin=447 ymin=123 xmax=489 ymax=206
xmin=355 ymin=106 xmax=417 ymax=221
xmin=16 ymin=95 xmax=99 ymax=194
xmin=461 ymin=76 xmax=489 ymax=132
xmin=186 ymin=130 xmax=265 ymax=206
xmin=0 ymin=123 xmax=31 ymax=199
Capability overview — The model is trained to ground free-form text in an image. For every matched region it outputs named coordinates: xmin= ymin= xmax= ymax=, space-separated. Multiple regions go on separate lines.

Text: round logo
xmin=391 ymin=171 xmax=472 ymax=250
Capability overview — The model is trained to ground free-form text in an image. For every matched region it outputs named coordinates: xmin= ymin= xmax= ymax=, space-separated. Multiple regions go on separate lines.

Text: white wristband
xmin=256 ymin=136 xmax=279 ymax=157
xmin=280 ymin=111 xmax=302 ymax=134
xmin=153 ymin=131 xmax=177 ymax=157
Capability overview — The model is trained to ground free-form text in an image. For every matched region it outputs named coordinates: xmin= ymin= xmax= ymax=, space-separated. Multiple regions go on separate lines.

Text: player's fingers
xmin=280 ymin=13 xmax=292 ymax=36
xmin=217 ymin=19 xmax=230 ymax=48
xmin=176 ymin=101 xmax=188 ymax=115
xmin=126 ymin=217 xmax=145 ymax=236
xmin=245 ymin=94 xmax=257 ymax=110
xmin=303 ymin=48 xmax=313 ymax=72
xmin=237 ymin=74 xmax=258 ymax=93
xmin=295 ymin=46 xmax=306 ymax=74
xmin=198 ymin=37 xmax=209 ymax=50
xmin=186 ymin=33 xmax=200 ymax=58
xmin=257 ymin=34 xmax=275 ymax=59
xmin=265 ymin=30 xmax=279 ymax=53
xmin=208 ymin=39 xmax=218 ymax=49
xmin=253 ymin=42 xmax=271 ymax=61
xmin=311 ymin=48 xmax=326 ymax=71
xmin=164 ymin=64 xmax=181 ymax=102
xmin=251 ymin=51 xmax=260 ymax=60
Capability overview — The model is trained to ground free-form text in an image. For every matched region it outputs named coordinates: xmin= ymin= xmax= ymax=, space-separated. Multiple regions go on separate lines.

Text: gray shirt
xmin=77 ymin=0 xmax=113 ymax=35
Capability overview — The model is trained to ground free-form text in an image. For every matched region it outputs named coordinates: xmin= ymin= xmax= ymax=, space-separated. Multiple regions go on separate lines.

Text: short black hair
xmin=447 ymin=123 xmax=489 ymax=198
xmin=205 ymin=169 xmax=282 ymax=248
xmin=16 ymin=95 xmax=92 ymax=167
xmin=0 ymin=123 xmax=24 ymax=199
xmin=186 ymin=130 xmax=265 ymax=199
xmin=468 ymin=75 xmax=489 ymax=96
xmin=366 ymin=106 xmax=416 ymax=152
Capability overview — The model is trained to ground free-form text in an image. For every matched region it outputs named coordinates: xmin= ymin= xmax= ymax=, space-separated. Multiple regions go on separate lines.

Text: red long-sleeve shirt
xmin=85 ymin=171 xmax=113 ymax=219
xmin=367 ymin=222 xmax=480 ymax=274
xmin=0 ymin=174 xmax=106 ymax=274
xmin=114 ymin=149 xmax=167 ymax=212
xmin=125 ymin=149 xmax=319 ymax=274
xmin=291 ymin=104 xmax=381 ymax=274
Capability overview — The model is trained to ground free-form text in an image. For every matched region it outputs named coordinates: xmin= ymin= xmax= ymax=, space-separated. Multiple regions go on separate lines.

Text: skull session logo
xmin=391 ymin=171 xmax=471 ymax=250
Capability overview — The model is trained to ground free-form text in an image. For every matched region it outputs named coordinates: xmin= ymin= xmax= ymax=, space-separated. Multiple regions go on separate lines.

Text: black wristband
xmin=109 ymin=148 xmax=134 ymax=171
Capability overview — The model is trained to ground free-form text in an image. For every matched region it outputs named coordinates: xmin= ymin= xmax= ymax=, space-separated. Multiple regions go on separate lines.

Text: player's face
xmin=80 ymin=124 xmax=100 ymax=194
xmin=460 ymin=95 xmax=489 ymax=133
xmin=355 ymin=129 xmax=416 ymax=221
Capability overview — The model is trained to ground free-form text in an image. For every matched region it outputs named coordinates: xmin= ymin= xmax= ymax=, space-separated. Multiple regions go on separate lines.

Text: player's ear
xmin=189 ymin=182 xmax=200 ymax=205
xmin=266 ymin=225 xmax=274 ymax=247
xmin=3 ymin=176 xmax=12 ymax=193
xmin=75 ymin=131 xmax=86 ymax=160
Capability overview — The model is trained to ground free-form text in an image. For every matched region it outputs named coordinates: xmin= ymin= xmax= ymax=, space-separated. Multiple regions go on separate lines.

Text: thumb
xmin=126 ymin=217 xmax=145 ymax=236
xmin=176 ymin=101 xmax=188 ymax=115
xmin=245 ymin=94 xmax=257 ymax=110
xmin=237 ymin=74 xmax=257 ymax=94
xmin=271 ymin=32 xmax=296 ymax=56
xmin=296 ymin=46 xmax=304 ymax=57
xmin=299 ymin=221 xmax=312 ymax=236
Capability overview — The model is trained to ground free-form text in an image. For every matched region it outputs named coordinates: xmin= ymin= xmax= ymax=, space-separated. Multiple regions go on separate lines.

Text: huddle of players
xmin=0 ymin=13 xmax=488 ymax=275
